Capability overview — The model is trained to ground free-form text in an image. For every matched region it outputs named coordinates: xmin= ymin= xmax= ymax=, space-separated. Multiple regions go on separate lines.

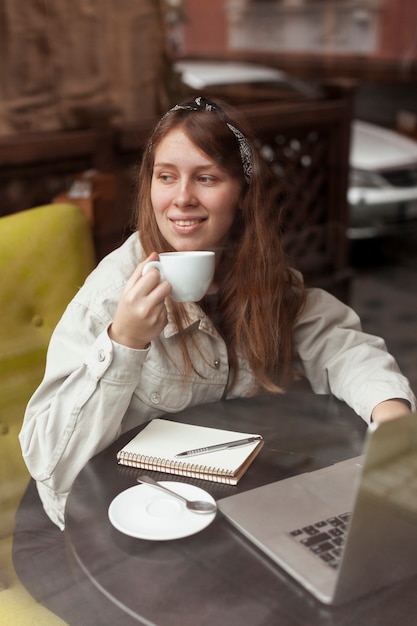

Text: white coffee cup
xmin=142 ymin=251 xmax=215 ymax=302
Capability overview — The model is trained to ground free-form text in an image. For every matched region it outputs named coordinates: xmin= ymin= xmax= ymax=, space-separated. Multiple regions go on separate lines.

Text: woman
xmin=14 ymin=97 xmax=415 ymax=623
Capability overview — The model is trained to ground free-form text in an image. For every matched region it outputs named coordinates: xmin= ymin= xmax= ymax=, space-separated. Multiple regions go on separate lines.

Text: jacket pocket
xmin=134 ymin=363 xmax=193 ymax=413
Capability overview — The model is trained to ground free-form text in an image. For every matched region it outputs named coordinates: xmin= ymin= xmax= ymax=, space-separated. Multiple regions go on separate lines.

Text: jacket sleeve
xmin=19 ymin=299 xmax=148 ymax=498
xmin=293 ymin=288 xmax=416 ymax=422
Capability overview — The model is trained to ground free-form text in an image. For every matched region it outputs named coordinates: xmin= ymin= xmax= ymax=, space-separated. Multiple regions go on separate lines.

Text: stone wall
xmin=0 ymin=0 xmax=173 ymax=135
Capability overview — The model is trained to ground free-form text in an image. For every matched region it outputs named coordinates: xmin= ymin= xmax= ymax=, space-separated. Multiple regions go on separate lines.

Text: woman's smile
xmin=172 ymin=218 xmax=205 ymax=226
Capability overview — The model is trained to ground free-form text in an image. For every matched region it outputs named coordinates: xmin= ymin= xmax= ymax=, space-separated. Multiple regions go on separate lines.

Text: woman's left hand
xmin=371 ymin=399 xmax=411 ymax=423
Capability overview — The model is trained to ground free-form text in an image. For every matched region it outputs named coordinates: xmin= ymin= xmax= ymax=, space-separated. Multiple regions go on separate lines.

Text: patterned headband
xmin=164 ymin=96 xmax=253 ymax=183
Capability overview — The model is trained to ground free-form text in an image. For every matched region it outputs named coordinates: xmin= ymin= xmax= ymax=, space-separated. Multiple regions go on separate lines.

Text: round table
xmin=65 ymin=392 xmax=417 ymax=626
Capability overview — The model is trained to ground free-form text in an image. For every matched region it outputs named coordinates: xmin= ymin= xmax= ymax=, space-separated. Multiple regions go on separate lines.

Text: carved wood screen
xmin=240 ymin=92 xmax=353 ymax=301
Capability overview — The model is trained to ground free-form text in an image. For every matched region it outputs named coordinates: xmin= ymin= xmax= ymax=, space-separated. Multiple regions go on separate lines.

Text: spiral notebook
xmin=117 ymin=418 xmax=264 ymax=485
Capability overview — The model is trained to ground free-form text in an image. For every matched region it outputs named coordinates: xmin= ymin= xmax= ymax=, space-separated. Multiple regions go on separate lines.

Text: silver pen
xmin=175 ymin=435 xmax=263 ymax=458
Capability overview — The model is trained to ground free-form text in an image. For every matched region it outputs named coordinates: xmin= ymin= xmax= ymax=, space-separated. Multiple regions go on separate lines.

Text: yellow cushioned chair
xmin=0 ymin=203 xmax=96 ymax=624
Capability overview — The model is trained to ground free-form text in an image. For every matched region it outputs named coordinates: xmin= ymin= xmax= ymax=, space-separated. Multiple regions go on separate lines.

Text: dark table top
xmin=65 ymin=391 xmax=417 ymax=626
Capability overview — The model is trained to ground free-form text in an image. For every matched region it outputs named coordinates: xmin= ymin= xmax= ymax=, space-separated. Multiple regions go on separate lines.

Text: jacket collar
xmin=163 ymin=300 xmax=218 ymax=339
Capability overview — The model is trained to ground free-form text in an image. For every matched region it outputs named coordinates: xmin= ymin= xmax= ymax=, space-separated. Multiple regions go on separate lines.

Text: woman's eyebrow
xmin=153 ymin=161 xmax=175 ymax=169
xmin=153 ymin=161 xmax=220 ymax=172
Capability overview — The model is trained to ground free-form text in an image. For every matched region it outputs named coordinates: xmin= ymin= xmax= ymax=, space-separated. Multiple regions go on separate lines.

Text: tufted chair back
xmin=0 ymin=203 xmax=96 ymax=539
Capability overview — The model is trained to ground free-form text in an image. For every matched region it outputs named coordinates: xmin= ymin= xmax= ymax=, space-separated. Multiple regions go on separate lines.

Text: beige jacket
xmin=19 ymin=233 xmax=416 ymax=529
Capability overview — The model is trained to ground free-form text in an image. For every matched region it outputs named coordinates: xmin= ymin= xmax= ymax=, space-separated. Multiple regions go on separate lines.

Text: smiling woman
xmin=13 ymin=96 xmax=416 ymax=625
xmin=150 ymin=127 xmax=241 ymax=253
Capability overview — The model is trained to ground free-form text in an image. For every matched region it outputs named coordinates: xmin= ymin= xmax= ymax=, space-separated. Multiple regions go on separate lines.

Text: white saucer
xmin=108 ymin=481 xmax=217 ymax=540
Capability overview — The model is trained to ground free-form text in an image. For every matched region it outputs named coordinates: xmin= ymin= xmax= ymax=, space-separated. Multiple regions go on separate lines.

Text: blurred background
xmin=1 ymin=5 xmax=416 ymax=621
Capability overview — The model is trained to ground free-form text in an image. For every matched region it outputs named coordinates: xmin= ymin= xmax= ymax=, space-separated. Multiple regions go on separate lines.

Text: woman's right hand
xmin=108 ymin=253 xmax=172 ymax=349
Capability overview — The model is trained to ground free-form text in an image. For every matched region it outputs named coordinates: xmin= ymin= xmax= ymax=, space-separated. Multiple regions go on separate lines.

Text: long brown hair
xmin=135 ymin=98 xmax=305 ymax=392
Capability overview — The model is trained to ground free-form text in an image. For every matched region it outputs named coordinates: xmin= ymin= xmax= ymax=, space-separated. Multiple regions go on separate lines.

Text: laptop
xmin=218 ymin=412 xmax=417 ymax=605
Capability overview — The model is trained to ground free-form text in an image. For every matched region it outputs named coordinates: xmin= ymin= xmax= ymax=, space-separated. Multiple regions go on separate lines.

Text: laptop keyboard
xmin=289 ymin=512 xmax=351 ymax=570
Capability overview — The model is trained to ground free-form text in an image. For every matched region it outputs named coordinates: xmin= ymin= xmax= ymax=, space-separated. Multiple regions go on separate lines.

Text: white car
xmin=349 ymin=120 xmax=417 ymax=239
xmin=175 ymin=59 xmax=417 ymax=239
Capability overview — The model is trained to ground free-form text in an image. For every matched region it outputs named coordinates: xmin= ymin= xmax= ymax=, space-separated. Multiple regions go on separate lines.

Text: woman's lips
xmin=170 ymin=217 xmax=206 ymax=233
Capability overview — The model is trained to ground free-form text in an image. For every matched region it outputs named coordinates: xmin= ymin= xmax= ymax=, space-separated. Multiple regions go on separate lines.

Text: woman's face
xmin=150 ymin=128 xmax=242 ymax=254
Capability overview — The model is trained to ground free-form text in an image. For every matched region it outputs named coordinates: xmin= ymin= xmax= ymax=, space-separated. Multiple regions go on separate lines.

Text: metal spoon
xmin=137 ymin=475 xmax=217 ymax=515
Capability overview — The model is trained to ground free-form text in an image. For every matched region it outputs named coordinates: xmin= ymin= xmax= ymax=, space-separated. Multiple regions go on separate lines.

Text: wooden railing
xmin=0 ymin=81 xmax=354 ymax=301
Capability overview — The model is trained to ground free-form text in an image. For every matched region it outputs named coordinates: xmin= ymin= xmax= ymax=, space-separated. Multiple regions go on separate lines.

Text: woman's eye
xmin=159 ymin=173 xmax=174 ymax=183
xmin=199 ymin=175 xmax=216 ymax=184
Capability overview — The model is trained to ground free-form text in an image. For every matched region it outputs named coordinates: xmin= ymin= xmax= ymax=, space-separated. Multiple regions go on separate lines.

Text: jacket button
xmin=214 ymin=359 xmax=220 ymax=369
xmin=32 ymin=314 xmax=43 ymax=327
xmin=97 ymin=349 xmax=106 ymax=362
xmin=150 ymin=391 xmax=161 ymax=404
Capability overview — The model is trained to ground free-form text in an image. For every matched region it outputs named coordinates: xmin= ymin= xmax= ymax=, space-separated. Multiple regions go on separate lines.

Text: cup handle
xmin=142 ymin=260 xmax=164 ymax=280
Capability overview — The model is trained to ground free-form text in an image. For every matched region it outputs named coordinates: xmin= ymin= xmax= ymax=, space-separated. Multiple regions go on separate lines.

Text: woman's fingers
xmin=109 ymin=252 xmax=172 ymax=349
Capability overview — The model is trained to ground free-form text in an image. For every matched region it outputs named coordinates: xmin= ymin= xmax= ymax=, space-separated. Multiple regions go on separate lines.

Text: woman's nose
xmin=174 ymin=180 xmax=197 ymax=207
